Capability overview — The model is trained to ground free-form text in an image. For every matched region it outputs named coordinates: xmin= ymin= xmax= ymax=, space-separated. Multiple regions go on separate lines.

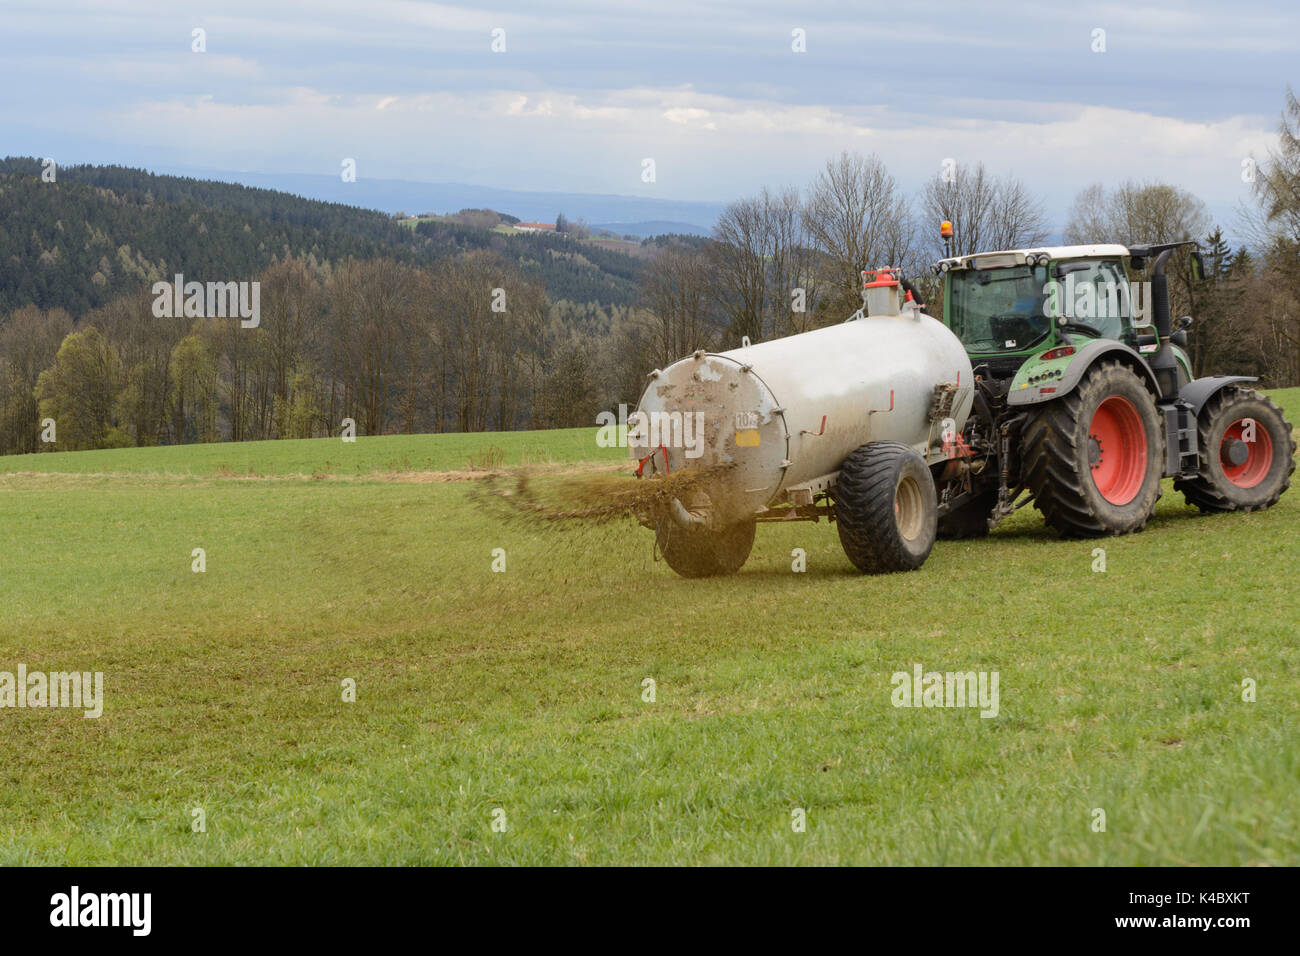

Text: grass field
xmin=1 ymin=390 xmax=1297 ymax=865
xmin=0 ymin=425 xmax=622 ymax=476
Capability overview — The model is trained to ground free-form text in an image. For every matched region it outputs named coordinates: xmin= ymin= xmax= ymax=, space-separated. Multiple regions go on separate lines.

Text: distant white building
xmin=513 ymin=221 xmax=557 ymax=233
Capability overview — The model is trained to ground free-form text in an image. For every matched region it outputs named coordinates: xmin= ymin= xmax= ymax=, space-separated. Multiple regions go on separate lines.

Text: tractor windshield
xmin=947 ymin=264 xmax=1051 ymax=354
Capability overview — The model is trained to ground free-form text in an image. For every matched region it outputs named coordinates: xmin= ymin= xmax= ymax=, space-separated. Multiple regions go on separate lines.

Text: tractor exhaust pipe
xmin=1148 ymin=248 xmax=1179 ymax=398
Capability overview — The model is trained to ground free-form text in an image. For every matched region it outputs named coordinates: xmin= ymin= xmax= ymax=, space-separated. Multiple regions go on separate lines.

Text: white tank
xmin=629 ymin=306 xmax=975 ymax=525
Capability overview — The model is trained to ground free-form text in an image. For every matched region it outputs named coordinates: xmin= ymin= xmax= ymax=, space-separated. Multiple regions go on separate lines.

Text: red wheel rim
xmin=1220 ymin=418 xmax=1273 ymax=488
xmin=1089 ymin=396 xmax=1148 ymax=505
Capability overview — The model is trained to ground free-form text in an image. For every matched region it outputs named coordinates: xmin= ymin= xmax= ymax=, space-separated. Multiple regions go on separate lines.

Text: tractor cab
xmin=933 ymin=244 xmax=1136 ymax=385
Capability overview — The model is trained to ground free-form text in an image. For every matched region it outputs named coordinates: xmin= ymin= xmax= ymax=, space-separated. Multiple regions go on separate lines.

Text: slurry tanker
xmin=629 ymin=237 xmax=1294 ymax=577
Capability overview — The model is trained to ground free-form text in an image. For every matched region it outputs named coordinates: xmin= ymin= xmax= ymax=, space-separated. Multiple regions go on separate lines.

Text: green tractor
xmin=925 ymin=238 xmax=1296 ymax=538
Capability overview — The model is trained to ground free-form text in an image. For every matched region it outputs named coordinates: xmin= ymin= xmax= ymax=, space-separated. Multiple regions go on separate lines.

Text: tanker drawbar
xmin=628 ymin=269 xmax=975 ymax=577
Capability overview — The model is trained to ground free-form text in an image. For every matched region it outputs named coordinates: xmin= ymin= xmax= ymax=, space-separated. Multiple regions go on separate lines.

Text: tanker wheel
xmin=834 ymin=441 xmax=937 ymax=573
xmin=655 ymin=519 xmax=756 ymax=578
xmin=1173 ymin=388 xmax=1296 ymax=513
xmin=1021 ymin=359 xmax=1163 ymax=537
xmin=937 ymin=488 xmax=999 ymax=540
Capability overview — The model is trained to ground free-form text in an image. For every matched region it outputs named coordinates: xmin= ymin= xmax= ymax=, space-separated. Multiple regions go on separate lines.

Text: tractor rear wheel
xmin=1173 ymin=388 xmax=1295 ymax=513
xmin=834 ymin=441 xmax=937 ymax=573
xmin=655 ymin=518 xmax=756 ymax=577
xmin=1021 ymin=360 xmax=1163 ymax=537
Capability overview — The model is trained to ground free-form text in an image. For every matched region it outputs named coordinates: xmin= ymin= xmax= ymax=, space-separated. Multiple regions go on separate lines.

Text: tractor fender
xmin=1176 ymin=375 xmax=1259 ymax=415
xmin=1007 ymin=340 xmax=1161 ymax=406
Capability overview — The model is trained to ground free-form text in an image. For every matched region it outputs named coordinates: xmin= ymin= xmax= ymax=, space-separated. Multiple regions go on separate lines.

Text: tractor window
xmin=947 ymin=264 xmax=1051 ymax=354
xmin=1049 ymin=259 xmax=1134 ymax=344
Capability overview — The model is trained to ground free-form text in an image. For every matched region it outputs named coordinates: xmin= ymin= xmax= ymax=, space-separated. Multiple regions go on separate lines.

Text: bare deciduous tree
xmin=804 ymin=152 xmax=916 ymax=316
xmin=1248 ymin=86 xmax=1300 ymax=382
xmin=923 ymin=161 xmax=1048 ymax=259
xmin=328 ymin=258 xmax=420 ymax=437
xmin=1064 ymin=180 xmax=1212 ymax=334
xmin=710 ymin=185 xmax=821 ymax=343
xmin=1255 ymin=86 xmax=1300 ymax=245
xmin=641 ymin=242 xmax=716 ymax=364
xmin=0 ymin=306 xmax=72 ymax=454
xmin=710 ymin=195 xmax=774 ymax=344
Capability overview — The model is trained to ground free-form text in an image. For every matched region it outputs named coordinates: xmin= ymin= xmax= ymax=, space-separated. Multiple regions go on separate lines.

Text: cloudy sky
xmin=4 ymin=0 xmax=1295 ymax=228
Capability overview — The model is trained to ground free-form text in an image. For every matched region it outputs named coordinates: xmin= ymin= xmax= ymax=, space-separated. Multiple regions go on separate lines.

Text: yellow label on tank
xmin=735 ymin=429 xmax=761 ymax=447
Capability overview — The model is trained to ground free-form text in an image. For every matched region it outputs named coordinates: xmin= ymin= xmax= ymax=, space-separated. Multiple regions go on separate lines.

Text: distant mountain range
xmin=154 ymin=165 xmax=723 ymax=237
xmin=141 ymin=165 xmax=1250 ymax=249
xmin=589 ymin=220 xmax=713 ymax=239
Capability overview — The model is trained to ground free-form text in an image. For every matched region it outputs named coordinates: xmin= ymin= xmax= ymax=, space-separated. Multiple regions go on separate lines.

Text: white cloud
xmin=4 ymin=0 xmax=1291 ymax=236
xmin=104 ymin=84 xmax=1278 ymax=218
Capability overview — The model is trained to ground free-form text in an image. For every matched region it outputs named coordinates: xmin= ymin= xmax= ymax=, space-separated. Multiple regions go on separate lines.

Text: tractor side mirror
xmin=1191 ymin=251 xmax=1208 ymax=282
xmin=1174 ymin=315 xmax=1193 ymax=332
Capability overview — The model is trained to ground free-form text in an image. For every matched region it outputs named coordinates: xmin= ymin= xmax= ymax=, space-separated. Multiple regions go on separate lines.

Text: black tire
xmin=656 ymin=519 xmax=756 ymax=578
xmin=937 ymin=488 xmax=999 ymax=540
xmin=1021 ymin=360 xmax=1163 ymax=537
xmin=1174 ymin=388 xmax=1296 ymax=513
xmin=834 ymin=441 xmax=937 ymax=573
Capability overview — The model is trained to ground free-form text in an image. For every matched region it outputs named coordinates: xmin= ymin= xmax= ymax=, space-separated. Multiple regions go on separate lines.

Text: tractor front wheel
xmin=1174 ymin=388 xmax=1295 ymax=513
xmin=834 ymin=441 xmax=937 ymax=573
xmin=1021 ymin=360 xmax=1163 ymax=537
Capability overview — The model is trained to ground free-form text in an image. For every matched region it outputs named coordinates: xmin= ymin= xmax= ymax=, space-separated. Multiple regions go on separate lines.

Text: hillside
xmin=0 ymin=158 xmax=645 ymax=316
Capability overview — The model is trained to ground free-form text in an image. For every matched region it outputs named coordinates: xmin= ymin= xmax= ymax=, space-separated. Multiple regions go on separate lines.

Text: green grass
xmin=0 ymin=425 xmax=624 ymax=476
xmin=0 ymin=391 xmax=1296 ymax=865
